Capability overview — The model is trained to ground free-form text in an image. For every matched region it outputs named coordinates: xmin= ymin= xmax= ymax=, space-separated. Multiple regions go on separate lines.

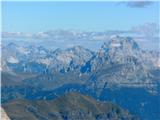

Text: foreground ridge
xmin=2 ymin=92 xmax=138 ymax=120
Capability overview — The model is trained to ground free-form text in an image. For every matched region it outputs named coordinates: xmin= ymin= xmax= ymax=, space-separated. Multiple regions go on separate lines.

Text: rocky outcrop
xmin=1 ymin=107 xmax=10 ymax=120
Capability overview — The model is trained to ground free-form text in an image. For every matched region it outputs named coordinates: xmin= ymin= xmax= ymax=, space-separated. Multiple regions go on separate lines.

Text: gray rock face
xmin=2 ymin=43 xmax=94 ymax=73
xmin=50 ymin=46 xmax=94 ymax=72
xmin=91 ymin=36 xmax=158 ymax=70
xmin=85 ymin=36 xmax=159 ymax=95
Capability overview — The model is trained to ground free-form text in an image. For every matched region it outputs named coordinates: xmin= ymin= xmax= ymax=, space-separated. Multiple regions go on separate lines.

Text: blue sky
xmin=2 ymin=1 xmax=159 ymax=33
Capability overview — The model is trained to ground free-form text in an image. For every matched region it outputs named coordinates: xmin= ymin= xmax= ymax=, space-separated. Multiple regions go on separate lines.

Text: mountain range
xmin=1 ymin=36 xmax=160 ymax=120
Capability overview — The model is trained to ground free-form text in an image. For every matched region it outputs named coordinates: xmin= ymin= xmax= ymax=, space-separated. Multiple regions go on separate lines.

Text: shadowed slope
xmin=2 ymin=92 xmax=138 ymax=120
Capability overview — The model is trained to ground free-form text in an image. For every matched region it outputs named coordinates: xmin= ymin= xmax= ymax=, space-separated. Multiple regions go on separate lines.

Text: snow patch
xmin=40 ymin=59 xmax=51 ymax=66
xmin=111 ymin=43 xmax=121 ymax=47
xmin=7 ymin=56 xmax=19 ymax=63
xmin=16 ymin=47 xmax=30 ymax=55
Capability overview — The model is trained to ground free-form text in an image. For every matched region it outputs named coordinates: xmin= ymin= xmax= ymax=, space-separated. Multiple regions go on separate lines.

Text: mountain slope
xmin=2 ymin=92 xmax=138 ymax=120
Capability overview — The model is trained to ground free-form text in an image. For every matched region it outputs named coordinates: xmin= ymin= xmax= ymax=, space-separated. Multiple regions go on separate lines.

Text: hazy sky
xmin=2 ymin=1 xmax=159 ymax=33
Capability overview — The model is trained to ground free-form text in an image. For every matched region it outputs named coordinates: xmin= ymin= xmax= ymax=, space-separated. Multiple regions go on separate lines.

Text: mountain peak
xmin=98 ymin=37 xmax=140 ymax=58
xmin=91 ymin=36 xmax=142 ymax=72
xmin=104 ymin=36 xmax=139 ymax=50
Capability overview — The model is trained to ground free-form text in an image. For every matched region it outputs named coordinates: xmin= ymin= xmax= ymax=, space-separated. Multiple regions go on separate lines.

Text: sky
xmin=2 ymin=1 xmax=159 ymax=33
xmin=1 ymin=1 xmax=159 ymax=51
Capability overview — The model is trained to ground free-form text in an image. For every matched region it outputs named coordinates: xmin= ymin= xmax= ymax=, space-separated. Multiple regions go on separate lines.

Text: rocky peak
xmin=96 ymin=37 xmax=141 ymax=63
xmin=101 ymin=36 xmax=140 ymax=53
xmin=90 ymin=37 xmax=143 ymax=72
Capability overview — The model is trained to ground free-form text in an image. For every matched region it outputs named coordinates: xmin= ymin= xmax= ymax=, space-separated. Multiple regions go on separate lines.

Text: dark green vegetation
xmin=2 ymin=92 xmax=138 ymax=120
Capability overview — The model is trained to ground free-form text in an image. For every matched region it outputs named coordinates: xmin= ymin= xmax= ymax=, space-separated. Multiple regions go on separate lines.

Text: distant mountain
xmin=2 ymin=92 xmax=138 ymax=120
xmin=85 ymin=36 xmax=160 ymax=95
xmin=50 ymin=46 xmax=95 ymax=72
xmin=2 ymin=43 xmax=94 ymax=73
